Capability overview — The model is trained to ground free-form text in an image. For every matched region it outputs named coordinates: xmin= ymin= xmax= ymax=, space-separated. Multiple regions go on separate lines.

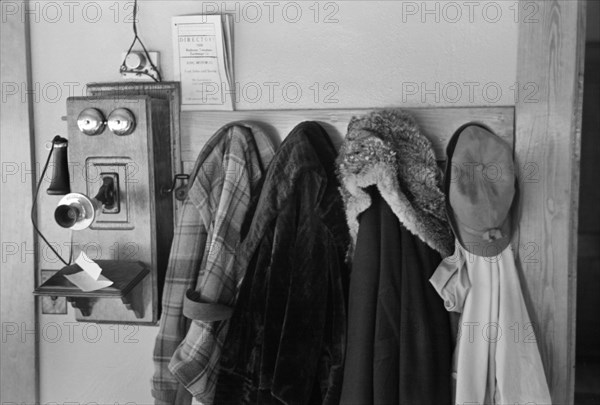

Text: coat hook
xmin=162 ymin=174 xmax=190 ymax=201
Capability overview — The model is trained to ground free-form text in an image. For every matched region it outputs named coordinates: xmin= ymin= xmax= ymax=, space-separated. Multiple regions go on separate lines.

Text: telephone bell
xmin=77 ymin=108 xmax=105 ymax=135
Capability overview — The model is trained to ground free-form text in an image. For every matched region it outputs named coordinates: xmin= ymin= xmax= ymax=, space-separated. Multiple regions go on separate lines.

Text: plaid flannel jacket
xmin=152 ymin=122 xmax=276 ymax=404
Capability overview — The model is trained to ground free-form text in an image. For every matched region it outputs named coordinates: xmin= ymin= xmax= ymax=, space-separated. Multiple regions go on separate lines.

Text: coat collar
xmin=337 ymin=109 xmax=454 ymax=257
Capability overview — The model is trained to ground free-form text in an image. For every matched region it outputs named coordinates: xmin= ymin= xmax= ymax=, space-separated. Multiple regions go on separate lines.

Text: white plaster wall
xmin=26 ymin=1 xmax=518 ymax=402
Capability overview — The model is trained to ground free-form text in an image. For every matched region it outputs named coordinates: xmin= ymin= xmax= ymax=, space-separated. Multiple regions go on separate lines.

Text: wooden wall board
xmin=180 ymin=106 xmax=514 ymax=169
xmin=514 ymin=1 xmax=587 ymax=403
xmin=0 ymin=0 xmax=39 ymax=402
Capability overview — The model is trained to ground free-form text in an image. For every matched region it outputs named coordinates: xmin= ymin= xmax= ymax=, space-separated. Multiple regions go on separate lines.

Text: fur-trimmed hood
xmin=337 ymin=109 xmax=454 ymax=258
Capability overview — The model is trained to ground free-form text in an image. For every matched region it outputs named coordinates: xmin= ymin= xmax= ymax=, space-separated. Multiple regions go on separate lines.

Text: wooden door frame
xmin=0 ymin=0 xmax=39 ymax=403
xmin=515 ymin=0 xmax=586 ymax=403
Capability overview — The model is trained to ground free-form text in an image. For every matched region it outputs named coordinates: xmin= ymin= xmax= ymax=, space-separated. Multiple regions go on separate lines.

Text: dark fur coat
xmin=215 ymin=122 xmax=350 ymax=405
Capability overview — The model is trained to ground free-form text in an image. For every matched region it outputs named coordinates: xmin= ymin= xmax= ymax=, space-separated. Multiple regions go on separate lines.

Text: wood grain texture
xmin=180 ymin=107 xmax=514 ymax=164
xmin=65 ymin=96 xmax=173 ymax=324
xmin=515 ymin=1 xmax=586 ymax=403
xmin=86 ymin=81 xmax=182 ymax=221
xmin=0 ymin=1 xmax=38 ymax=402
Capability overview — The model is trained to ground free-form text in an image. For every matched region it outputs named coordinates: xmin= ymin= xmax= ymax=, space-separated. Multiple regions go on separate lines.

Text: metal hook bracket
xmin=162 ymin=173 xmax=189 ymax=201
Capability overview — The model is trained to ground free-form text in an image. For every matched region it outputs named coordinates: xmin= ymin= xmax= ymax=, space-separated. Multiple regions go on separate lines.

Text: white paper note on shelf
xmin=172 ymin=14 xmax=234 ymax=111
xmin=64 ymin=252 xmax=113 ymax=292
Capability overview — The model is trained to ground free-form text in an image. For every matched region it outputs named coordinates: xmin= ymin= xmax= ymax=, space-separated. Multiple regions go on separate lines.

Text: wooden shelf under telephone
xmin=33 ymin=261 xmax=149 ymax=319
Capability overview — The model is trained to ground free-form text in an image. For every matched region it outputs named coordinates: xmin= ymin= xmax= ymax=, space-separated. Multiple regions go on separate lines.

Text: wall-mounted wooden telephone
xmin=34 ymin=95 xmax=175 ymax=324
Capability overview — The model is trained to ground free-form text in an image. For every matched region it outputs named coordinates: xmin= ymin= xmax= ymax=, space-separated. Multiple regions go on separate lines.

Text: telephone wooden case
xmin=64 ymin=95 xmax=173 ymax=324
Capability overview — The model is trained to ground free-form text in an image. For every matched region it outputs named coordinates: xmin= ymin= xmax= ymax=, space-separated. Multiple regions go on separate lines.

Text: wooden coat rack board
xmin=179 ymin=107 xmax=514 ymax=172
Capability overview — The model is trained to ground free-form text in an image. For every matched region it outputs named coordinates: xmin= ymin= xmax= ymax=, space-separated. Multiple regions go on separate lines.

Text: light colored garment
xmin=430 ymin=240 xmax=552 ymax=405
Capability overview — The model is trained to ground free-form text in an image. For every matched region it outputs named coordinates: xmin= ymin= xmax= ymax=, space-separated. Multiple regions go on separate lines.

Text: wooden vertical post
xmin=0 ymin=0 xmax=39 ymax=402
xmin=515 ymin=1 xmax=586 ymax=403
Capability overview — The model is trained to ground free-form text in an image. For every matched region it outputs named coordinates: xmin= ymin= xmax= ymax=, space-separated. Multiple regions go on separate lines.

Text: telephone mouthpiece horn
xmin=54 ymin=193 xmax=98 ymax=230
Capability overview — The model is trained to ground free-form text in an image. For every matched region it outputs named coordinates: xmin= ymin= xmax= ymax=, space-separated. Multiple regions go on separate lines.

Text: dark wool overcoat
xmin=337 ymin=110 xmax=455 ymax=405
